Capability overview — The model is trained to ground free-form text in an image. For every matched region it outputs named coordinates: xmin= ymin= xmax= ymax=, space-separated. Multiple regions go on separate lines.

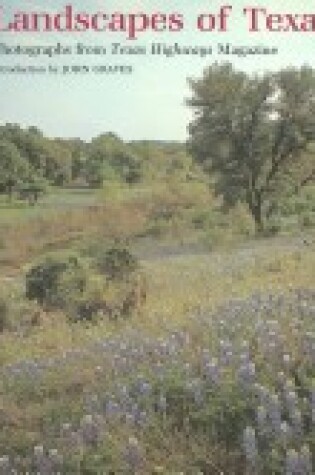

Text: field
xmin=0 ymin=186 xmax=314 ymax=473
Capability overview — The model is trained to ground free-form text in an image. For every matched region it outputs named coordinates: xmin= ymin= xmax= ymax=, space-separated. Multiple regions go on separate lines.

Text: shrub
xmin=300 ymin=211 xmax=315 ymax=228
xmin=73 ymin=271 xmax=147 ymax=322
xmin=263 ymin=217 xmax=282 ymax=236
xmin=25 ymin=253 xmax=87 ymax=310
xmin=96 ymin=246 xmax=139 ymax=281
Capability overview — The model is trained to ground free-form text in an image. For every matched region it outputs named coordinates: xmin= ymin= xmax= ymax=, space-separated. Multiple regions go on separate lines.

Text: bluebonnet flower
xmin=267 ymin=394 xmax=282 ymax=434
xmin=279 ymin=421 xmax=291 ymax=447
xmin=33 ymin=445 xmax=44 ymax=458
xmin=117 ymin=384 xmax=130 ymax=407
xmin=201 ymin=348 xmax=210 ymax=365
xmin=204 ymin=358 xmax=220 ymax=385
xmin=0 ymin=456 xmax=10 ymax=472
xmin=48 ymin=448 xmax=63 ymax=468
xmin=80 ymin=414 xmax=101 ymax=446
xmin=155 ymin=394 xmax=167 ymax=415
xmin=154 ymin=361 xmax=165 ymax=382
xmin=33 ymin=445 xmax=52 ymax=473
xmin=256 ymin=405 xmax=268 ymax=435
xmin=60 ymin=422 xmax=72 ymax=438
xmin=290 ymin=408 xmax=303 ymax=436
xmin=299 ymin=445 xmax=312 ymax=474
xmin=255 ymin=384 xmax=269 ymax=406
xmin=84 ymin=393 xmax=100 ymax=414
xmin=285 ymin=390 xmax=298 ymax=414
xmin=105 ymin=399 xmax=120 ymax=417
xmin=138 ymin=380 xmax=152 ymax=397
xmin=283 ymin=354 xmax=291 ymax=369
xmin=238 ymin=361 xmax=256 ymax=387
xmin=137 ymin=410 xmax=147 ymax=427
xmin=240 ymin=340 xmax=250 ymax=352
xmin=125 ymin=413 xmax=136 ymax=425
xmin=186 ymin=378 xmax=204 ymax=406
xmin=124 ymin=437 xmax=143 ymax=471
xmin=243 ymin=426 xmax=257 ymax=466
xmin=278 ymin=371 xmax=286 ymax=387
xmin=219 ymin=339 xmax=233 ymax=365
xmin=310 ymin=385 xmax=315 ymax=420
xmin=285 ymin=449 xmax=299 ymax=475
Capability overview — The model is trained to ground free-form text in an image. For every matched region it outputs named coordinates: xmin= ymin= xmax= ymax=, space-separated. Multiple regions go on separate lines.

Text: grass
xmin=0 ymin=242 xmax=313 ymax=366
xmin=0 ymin=188 xmax=99 ymax=223
xmin=0 ymin=181 xmax=213 ymax=271
xmin=0 ymin=241 xmax=313 ymax=471
xmin=0 ymin=183 xmax=314 ymax=471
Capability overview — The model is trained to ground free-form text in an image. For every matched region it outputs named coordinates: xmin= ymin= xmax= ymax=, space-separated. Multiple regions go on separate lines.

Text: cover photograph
xmin=0 ymin=0 xmax=314 ymax=472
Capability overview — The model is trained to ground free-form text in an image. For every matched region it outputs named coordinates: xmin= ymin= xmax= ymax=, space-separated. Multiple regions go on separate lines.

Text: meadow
xmin=0 ymin=183 xmax=314 ymax=474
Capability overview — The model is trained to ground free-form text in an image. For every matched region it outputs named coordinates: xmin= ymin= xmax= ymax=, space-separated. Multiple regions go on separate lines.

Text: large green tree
xmin=187 ymin=63 xmax=315 ymax=232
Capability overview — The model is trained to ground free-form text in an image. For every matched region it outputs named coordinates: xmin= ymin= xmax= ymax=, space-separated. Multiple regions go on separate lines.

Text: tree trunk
xmin=252 ymin=204 xmax=264 ymax=234
xmin=248 ymin=192 xmax=264 ymax=234
xmin=6 ymin=185 xmax=13 ymax=202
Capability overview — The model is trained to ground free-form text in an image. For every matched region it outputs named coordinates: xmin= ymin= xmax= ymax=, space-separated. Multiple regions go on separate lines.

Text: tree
xmin=85 ymin=133 xmax=143 ymax=187
xmin=85 ymin=157 xmax=106 ymax=188
xmin=25 ymin=253 xmax=87 ymax=309
xmin=18 ymin=176 xmax=47 ymax=205
xmin=96 ymin=246 xmax=139 ymax=281
xmin=0 ymin=124 xmax=73 ymax=185
xmin=0 ymin=139 xmax=30 ymax=199
xmin=44 ymin=138 xmax=72 ymax=185
xmin=64 ymin=138 xmax=87 ymax=181
xmin=187 ymin=63 xmax=315 ymax=232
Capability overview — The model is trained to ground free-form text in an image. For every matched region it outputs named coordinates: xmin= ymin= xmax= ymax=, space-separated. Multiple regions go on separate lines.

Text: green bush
xmin=25 ymin=253 xmax=87 ymax=310
xmin=191 ymin=210 xmax=212 ymax=230
xmin=96 ymin=246 xmax=139 ymax=281
xmin=73 ymin=270 xmax=147 ymax=322
xmin=300 ymin=211 xmax=315 ymax=228
xmin=263 ymin=217 xmax=282 ymax=236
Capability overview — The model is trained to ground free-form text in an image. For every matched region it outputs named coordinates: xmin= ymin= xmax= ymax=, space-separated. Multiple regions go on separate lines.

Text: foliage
xmin=96 ymin=246 xmax=139 ymax=281
xmin=0 ymin=123 xmax=202 ymax=193
xmin=85 ymin=133 xmax=142 ymax=187
xmin=73 ymin=271 xmax=146 ymax=322
xmin=17 ymin=176 xmax=47 ymax=205
xmin=0 ymin=241 xmax=314 ymax=472
xmin=129 ymin=140 xmax=196 ymax=182
xmin=0 ymin=124 xmax=73 ymax=185
xmin=23 ymin=245 xmax=145 ymax=322
xmin=188 ymin=63 xmax=315 ymax=232
xmin=66 ymin=246 xmax=146 ymax=322
xmin=25 ymin=253 xmax=87 ymax=309
xmin=0 ymin=139 xmax=31 ymax=199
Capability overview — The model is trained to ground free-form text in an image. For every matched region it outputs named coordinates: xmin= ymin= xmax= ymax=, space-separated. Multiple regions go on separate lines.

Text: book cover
xmin=0 ymin=0 xmax=314 ymax=472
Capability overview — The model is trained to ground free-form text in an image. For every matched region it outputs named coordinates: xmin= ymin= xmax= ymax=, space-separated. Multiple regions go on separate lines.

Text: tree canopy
xmin=0 ymin=138 xmax=30 ymax=198
xmin=0 ymin=123 xmax=193 ymax=200
xmin=187 ymin=63 xmax=315 ymax=232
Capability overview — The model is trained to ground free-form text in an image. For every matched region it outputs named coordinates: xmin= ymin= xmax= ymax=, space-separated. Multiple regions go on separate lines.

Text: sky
xmin=0 ymin=0 xmax=314 ymax=141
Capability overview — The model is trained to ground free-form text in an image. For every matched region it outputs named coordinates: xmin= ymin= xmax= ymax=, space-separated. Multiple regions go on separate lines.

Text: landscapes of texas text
xmin=0 ymin=5 xmax=315 ymax=39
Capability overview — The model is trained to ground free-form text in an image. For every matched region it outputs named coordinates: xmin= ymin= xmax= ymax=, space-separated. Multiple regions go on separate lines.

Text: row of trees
xmin=1 ymin=64 xmax=314 ymax=231
xmin=0 ymin=124 xmax=194 ymax=202
xmin=0 ymin=124 xmax=76 ymax=202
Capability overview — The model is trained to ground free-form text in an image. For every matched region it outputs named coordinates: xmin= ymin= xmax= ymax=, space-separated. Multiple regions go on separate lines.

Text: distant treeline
xmin=0 ymin=123 xmax=196 ymax=198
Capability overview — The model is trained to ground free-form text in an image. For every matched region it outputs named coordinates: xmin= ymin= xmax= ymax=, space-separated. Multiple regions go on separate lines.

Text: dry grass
xmin=0 ymin=243 xmax=313 ymax=366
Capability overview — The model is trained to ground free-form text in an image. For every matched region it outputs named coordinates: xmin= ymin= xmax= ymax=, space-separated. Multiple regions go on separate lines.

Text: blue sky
xmin=0 ymin=0 xmax=314 ymax=141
